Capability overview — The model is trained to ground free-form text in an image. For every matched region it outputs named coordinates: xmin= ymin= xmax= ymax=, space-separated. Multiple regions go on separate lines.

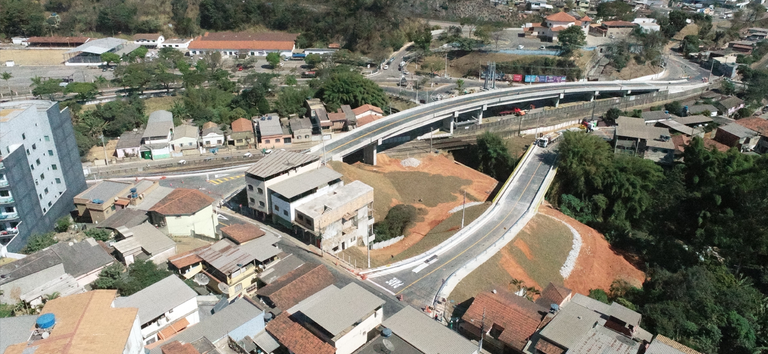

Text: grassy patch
xmin=390 ymin=203 xmax=489 ymax=263
xmin=328 ymin=161 xmax=401 ymax=220
xmin=504 ymin=136 xmax=532 ymax=159
xmin=385 ymin=171 xmax=471 ymax=208
xmin=144 ymin=96 xmax=180 ymax=112
xmin=507 ymin=215 xmax=572 ymax=287
xmin=448 ymin=251 xmax=512 ymax=306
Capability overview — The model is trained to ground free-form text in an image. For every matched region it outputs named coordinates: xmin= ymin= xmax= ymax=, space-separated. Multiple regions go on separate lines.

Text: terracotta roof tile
xmin=552 ymin=26 xmax=568 ymax=31
xmin=735 ymin=117 xmax=768 ymax=136
xmin=703 ymin=138 xmax=730 ymax=152
xmin=462 ymin=291 xmax=548 ymax=351
xmin=168 ymin=248 xmax=205 ymax=269
xmin=150 ymin=188 xmax=215 ymax=216
xmin=202 ymin=32 xmax=298 ymax=42
xmin=160 ymin=340 xmax=200 ymax=354
xmin=546 ymin=12 xmax=578 ymax=22
xmin=258 ymin=264 xmax=335 ymax=310
xmin=221 ymin=223 xmax=266 ymax=244
xmin=536 ymin=282 xmax=572 ymax=307
xmin=327 ymin=111 xmax=347 ymax=122
xmin=602 ymin=20 xmax=637 ymax=27
xmin=266 ymin=313 xmax=335 ymax=354
xmin=352 ymin=104 xmax=383 ymax=116
xmin=651 ymin=335 xmax=702 ymax=354
xmin=157 ymin=318 xmax=190 ymax=341
xmin=581 ymin=15 xmax=592 ymax=21
xmin=356 ymin=114 xmax=382 ymax=127
xmin=231 ymin=117 xmax=254 ymax=133
xmin=536 ymin=338 xmax=567 ymax=354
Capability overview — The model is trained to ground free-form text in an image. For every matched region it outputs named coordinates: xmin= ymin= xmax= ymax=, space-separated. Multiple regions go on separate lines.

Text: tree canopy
xmin=315 ymin=69 xmax=388 ymax=111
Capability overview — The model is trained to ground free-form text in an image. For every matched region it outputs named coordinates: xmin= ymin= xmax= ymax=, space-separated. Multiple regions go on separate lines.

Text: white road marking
xmin=385 ymin=277 xmax=404 ymax=289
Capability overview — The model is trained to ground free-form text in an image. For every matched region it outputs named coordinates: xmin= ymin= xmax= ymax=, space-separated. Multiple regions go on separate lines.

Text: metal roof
xmin=116 ymin=129 xmax=144 ymax=149
xmin=0 ymin=316 xmax=38 ymax=354
xmin=719 ymin=122 xmax=757 ymax=138
xmin=567 ymin=325 xmax=641 ymax=354
xmin=616 ymin=117 xmax=675 ymax=149
xmin=127 ymin=222 xmax=176 ymax=256
xmin=252 ymin=331 xmax=280 ymax=353
xmin=172 ymin=124 xmax=199 ymax=140
xmin=288 ymin=283 xmax=384 ymax=337
xmin=0 ymin=249 xmax=62 ymax=286
xmin=129 ymin=186 xmax=175 ymax=211
xmin=383 ymin=306 xmax=478 ymax=354
xmin=143 ymin=110 xmax=174 ymax=138
xmin=289 ymin=118 xmax=312 ymax=131
xmin=197 ymin=239 xmax=260 ymax=275
xmin=78 ymin=180 xmax=132 ymax=202
xmin=257 ymin=114 xmax=284 ymax=137
xmin=149 ymin=298 xmax=263 ymax=354
xmin=687 ymin=104 xmax=718 ymax=115
xmin=607 ymin=302 xmax=642 ymax=327
xmin=673 ymin=115 xmax=713 ymax=126
xmin=570 ymin=293 xmax=612 ymax=315
xmin=245 ymin=150 xmax=319 ymax=179
xmin=238 ymin=234 xmax=281 ymax=262
xmin=645 ymin=335 xmax=702 ymax=354
xmin=269 ymin=168 xmax=342 ymax=200
xmin=641 ymin=110 xmax=670 ymax=122
xmin=113 ymin=236 xmax=142 ymax=255
xmin=97 ymin=209 xmax=149 ymax=230
xmin=113 ymin=275 xmax=197 ymax=326
xmin=65 ymin=37 xmax=127 ymax=54
xmin=540 ymin=301 xmax=603 ymax=348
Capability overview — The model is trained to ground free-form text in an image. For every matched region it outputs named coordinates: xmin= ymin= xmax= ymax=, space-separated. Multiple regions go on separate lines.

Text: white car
xmin=243 ymin=152 xmax=253 ymax=158
xmin=518 ymin=45 xmax=524 ymax=50
xmin=383 ymin=64 xmax=389 ymax=70
xmin=178 ymin=160 xmax=187 ymax=165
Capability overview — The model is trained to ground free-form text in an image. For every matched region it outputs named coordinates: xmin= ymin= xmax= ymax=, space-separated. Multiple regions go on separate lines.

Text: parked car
xmin=243 ymin=152 xmax=253 ymax=158
xmin=178 ymin=160 xmax=187 ymax=165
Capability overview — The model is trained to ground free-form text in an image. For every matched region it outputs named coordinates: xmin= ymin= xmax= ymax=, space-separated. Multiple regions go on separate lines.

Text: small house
xmin=116 ymin=129 xmax=144 ymax=159
xmin=257 ymin=113 xmax=291 ymax=148
xmin=169 ymin=124 xmax=199 ymax=153
xmin=289 ymin=117 xmax=313 ymax=143
xmin=141 ymin=110 xmax=174 ymax=160
xmin=157 ymin=38 xmax=193 ymax=50
xmin=201 ymin=121 xmax=225 ymax=149
xmin=133 ymin=33 xmax=165 ymax=47
xmin=715 ymin=96 xmax=745 ymax=117
xmin=231 ymin=117 xmax=256 ymax=148
xmin=148 ymin=188 xmax=218 ymax=239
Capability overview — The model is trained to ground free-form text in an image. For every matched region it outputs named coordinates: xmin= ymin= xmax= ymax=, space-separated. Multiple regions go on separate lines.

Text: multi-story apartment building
xmin=244 ymin=150 xmax=321 ymax=219
xmin=0 ymin=101 xmax=86 ymax=252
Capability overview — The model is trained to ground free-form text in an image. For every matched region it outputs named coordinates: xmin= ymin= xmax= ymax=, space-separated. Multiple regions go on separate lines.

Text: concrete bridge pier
xmin=624 ymin=89 xmax=631 ymax=97
xmin=478 ymin=104 xmax=487 ymax=124
xmin=363 ymin=143 xmax=377 ymax=165
xmin=443 ymin=116 xmax=454 ymax=134
xmin=590 ymin=91 xmax=600 ymax=101
xmin=555 ymin=93 xmax=564 ymax=108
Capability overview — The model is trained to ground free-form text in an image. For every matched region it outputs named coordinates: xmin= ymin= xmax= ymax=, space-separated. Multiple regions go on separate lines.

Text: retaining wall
xmin=371 ymin=236 xmax=405 ymax=250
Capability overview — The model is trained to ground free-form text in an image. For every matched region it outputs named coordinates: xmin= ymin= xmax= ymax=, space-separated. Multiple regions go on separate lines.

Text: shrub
xmin=373 ymin=204 xmax=418 ymax=242
xmin=22 ymin=232 xmax=57 ymax=254
xmin=54 ymin=216 xmax=71 ymax=233
xmin=85 ymin=228 xmax=111 ymax=242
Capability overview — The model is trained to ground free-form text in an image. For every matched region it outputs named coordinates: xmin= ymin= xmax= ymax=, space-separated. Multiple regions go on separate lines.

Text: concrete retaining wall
xmin=371 ymin=235 xmax=404 ymax=250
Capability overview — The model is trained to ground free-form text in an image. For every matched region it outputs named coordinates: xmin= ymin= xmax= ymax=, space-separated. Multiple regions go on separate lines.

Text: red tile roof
xmin=189 ymin=32 xmax=297 ymax=51
xmin=266 ymin=313 xmax=335 ymax=354
xmin=735 ymin=117 xmax=768 ymax=136
xmin=150 ymin=188 xmax=215 ymax=216
xmin=160 ymin=340 xmax=200 ymax=354
xmin=168 ymin=248 xmax=205 ymax=269
xmin=356 ymin=114 xmax=383 ymax=127
xmin=536 ymin=282 xmax=572 ymax=307
xmin=546 ymin=12 xmax=578 ymax=22
xmin=258 ymin=264 xmax=335 ymax=310
xmin=231 ymin=117 xmax=254 ymax=133
xmin=352 ymin=104 xmax=383 ymax=116
xmin=551 ymin=26 xmax=568 ymax=32
xmin=703 ymin=138 xmax=730 ymax=152
xmin=327 ymin=111 xmax=347 ymax=122
xmin=221 ymin=223 xmax=266 ymax=244
xmin=581 ymin=15 xmax=592 ymax=21
xmin=602 ymin=21 xmax=637 ymax=27
xmin=535 ymin=338 xmax=567 ymax=354
xmin=462 ymin=291 xmax=548 ymax=351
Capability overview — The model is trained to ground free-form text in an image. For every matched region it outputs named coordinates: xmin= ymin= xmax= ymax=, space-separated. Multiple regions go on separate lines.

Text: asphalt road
xmin=366 ymin=146 xmax=557 ymax=308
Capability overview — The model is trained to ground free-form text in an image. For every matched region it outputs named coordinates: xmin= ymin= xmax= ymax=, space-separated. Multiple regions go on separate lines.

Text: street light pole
xmin=100 ymin=133 xmax=108 ymax=165
xmin=461 ymin=189 xmax=466 ymax=229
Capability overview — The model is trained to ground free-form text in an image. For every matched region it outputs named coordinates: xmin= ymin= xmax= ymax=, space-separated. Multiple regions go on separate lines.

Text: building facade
xmin=245 ymin=151 xmax=321 ymax=219
xmin=0 ymin=101 xmax=87 ymax=252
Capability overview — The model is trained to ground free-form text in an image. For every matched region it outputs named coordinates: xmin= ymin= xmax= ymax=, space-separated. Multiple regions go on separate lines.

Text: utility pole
xmin=478 ymin=308 xmax=485 ymax=353
xmin=100 ymin=133 xmax=108 ymax=165
xmin=430 ymin=127 xmax=435 ymax=152
xmin=445 ymin=51 xmax=448 ymax=78
xmin=708 ymin=59 xmax=715 ymax=84
xmin=367 ymin=224 xmax=371 ymax=268
xmin=461 ymin=190 xmax=466 ymax=229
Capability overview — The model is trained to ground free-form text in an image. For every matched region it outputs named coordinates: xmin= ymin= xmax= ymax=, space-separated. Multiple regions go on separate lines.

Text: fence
xmin=371 ymin=235 xmax=405 ymax=250
xmin=455 ymin=87 xmax=707 ymax=137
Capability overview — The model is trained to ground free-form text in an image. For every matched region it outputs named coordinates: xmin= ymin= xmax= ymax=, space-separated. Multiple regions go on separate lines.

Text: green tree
xmin=0 ymin=0 xmax=45 ymax=37
xmin=411 ymin=25 xmax=433 ymax=51
xmin=304 ymin=53 xmax=323 ymax=68
xmin=96 ymin=0 xmax=137 ymax=34
xmin=100 ymin=52 xmax=121 ymax=66
xmin=284 ymin=75 xmax=297 ymax=86
xmin=266 ymin=52 xmax=281 ymax=69
xmin=558 ymin=26 xmax=586 ymax=55
xmin=54 ymin=216 xmax=71 ymax=232
xmin=93 ymin=259 xmax=170 ymax=296
xmin=668 ymin=10 xmax=689 ymax=33
xmin=373 ymin=204 xmax=418 ymax=241
xmin=84 ymin=228 xmax=111 ymax=242
xmin=476 ymin=132 xmax=514 ymax=180
xmin=316 ymin=70 xmax=388 ymax=112
xmin=274 ymin=86 xmax=312 ymax=117
xmin=65 ymin=82 xmax=99 ymax=101
xmin=115 ymin=63 xmax=153 ymax=93
xmin=596 ymin=2 xmax=634 ymax=20
xmin=31 ymin=78 xmax=62 ymax=100
xmin=92 ymin=263 xmax=125 ymax=290
xmin=605 ymin=107 xmax=622 ymax=125
xmin=1 ymin=72 xmax=11 ymax=94
xmin=171 ymin=0 xmax=188 ymax=23
xmin=130 ymin=46 xmax=148 ymax=62
xmin=456 ymin=79 xmax=465 ymax=92
xmin=664 ymin=101 xmax=683 ymax=116
xmin=682 ymin=35 xmax=700 ymax=56
xmin=721 ymin=79 xmax=735 ymax=95
xmin=589 ymin=288 xmax=610 ymax=303
xmin=22 ymin=232 xmax=57 ymax=254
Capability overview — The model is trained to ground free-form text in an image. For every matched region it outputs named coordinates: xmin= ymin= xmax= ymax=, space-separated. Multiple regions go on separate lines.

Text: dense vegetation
xmin=373 ymin=204 xmax=418 ymax=242
xmin=93 ymin=259 xmax=171 ymax=296
xmin=553 ymin=132 xmax=768 ymax=353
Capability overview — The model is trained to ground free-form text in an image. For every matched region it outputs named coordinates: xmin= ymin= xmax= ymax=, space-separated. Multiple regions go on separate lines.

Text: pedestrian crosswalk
xmin=208 ymin=174 xmax=244 ymax=185
xmin=385 ymin=277 xmax=404 ymax=289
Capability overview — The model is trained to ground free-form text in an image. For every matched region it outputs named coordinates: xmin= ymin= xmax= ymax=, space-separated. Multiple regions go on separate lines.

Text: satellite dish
xmin=193 ymin=273 xmax=209 ymax=285
xmin=381 ymin=339 xmax=394 ymax=354
xmin=194 ymin=273 xmax=210 ymax=286
xmin=218 ymin=282 xmax=230 ymax=293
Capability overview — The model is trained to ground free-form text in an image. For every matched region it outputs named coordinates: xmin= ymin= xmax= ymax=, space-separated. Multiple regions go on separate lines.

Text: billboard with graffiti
xmin=523 ymin=75 xmax=568 ymax=83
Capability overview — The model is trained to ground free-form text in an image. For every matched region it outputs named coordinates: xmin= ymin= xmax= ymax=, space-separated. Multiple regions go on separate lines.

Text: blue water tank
xmin=37 ymin=313 xmax=55 ymax=329
xmin=381 ymin=328 xmax=393 ymax=337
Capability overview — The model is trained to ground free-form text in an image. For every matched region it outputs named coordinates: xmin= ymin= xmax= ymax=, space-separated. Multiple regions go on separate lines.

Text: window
xmin=0 ymin=190 xmax=8 ymax=197
xmin=43 ymin=208 xmax=46 ymax=213
xmin=257 ymin=188 xmax=263 ymax=194
xmin=48 ymin=201 xmax=52 ymax=207
xmin=40 ymin=173 xmax=44 ymax=180
xmin=297 ymin=214 xmax=303 ymax=221
xmin=35 ymin=159 xmax=40 ymax=166
xmin=4 ymin=207 xmax=13 ymax=213
xmin=259 ymin=201 xmax=265 ymax=207
xmin=44 ymin=188 xmax=48 ymax=195
xmin=264 ymin=139 xmax=270 ymax=144
xmin=30 ymin=164 xmax=34 ymax=170
xmin=22 ymin=133 xmax=25 ymax=140
xmin=305 ymin=135 xmax=309 ymax=139
xmin=249 ymin=197 xmax=255 ymax=203
xmin=274 ymin=205 xmax=280 ymax=212
xmin=31 ymin=144 xmax=36 ymax=150
xmin=275 ymin=139 xmax=281 ymax=143
xmin=55 ymin=178 xmax=61 ymax=184
xmin=44 ymin=136 xmax=50 ymax=142
xmin=51 ymin=164 xmax=57 ymax=170
xmin=26 ymin=149 xmax=29 ymax=156
xmin=39 ymin=194 xmax=42 ymax=199
xmin=283 ymin=210 xmax=288 ymax=216
xmin=234 ymin=283 xmax=243 ymax=292
xmin=248 ymin=185 xmax=254 ymax=191
xmin=48 ymin=150 xmax=53 ymax=156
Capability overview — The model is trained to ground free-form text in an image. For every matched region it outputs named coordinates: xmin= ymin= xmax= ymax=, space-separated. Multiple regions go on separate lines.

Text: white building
xmin=113 ymin=275 xmax=200 ymax=346
xmin=287 ymin=283 xmax=385 ymax=354
xmin=133 ymin=33 xmax=165 ymax=47
xmin=141 ymin=110 xmax=174 ymax=160
xmin=543 ymin=12 xmax=590 ymax=41
xmin=245 ymin=150 xmax=322 ymax=219
xmin=633 ymin=18 xmax=661 ymax=32
xmin=148 ymin=188 xmax=218 ymax=239
xmin=188 ymin=32 xmax=298 ymax=58
xmin=158 ymin=38 xmax=193 ymax=50
xmin=170 ymin=124 xmax=199 ymax=154
xmin=269 ymin=168 xmax=343 ymax=228
xmin=201 ymin=122 xmax=225 ymax=149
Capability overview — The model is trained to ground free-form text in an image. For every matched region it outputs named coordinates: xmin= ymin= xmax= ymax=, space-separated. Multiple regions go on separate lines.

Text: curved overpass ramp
xmin=311 ymin=80 xmax=706 ymax=162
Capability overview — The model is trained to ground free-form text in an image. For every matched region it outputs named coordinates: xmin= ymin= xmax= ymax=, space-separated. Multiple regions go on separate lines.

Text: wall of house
xmin=260 ymin=134 xmax=288 ymax=149
xmin=140 ymin=296 xmax=199 ymax=344
xmin=245 ymin=159 xmax=321 ymax=216
xmin=320 ymin=204 xmax=372 ymax=253
xmin=178 ymin=263 xmax=203 ymax=279
xmin=75 ymin=262 xmax=112 ymax=288
xmin=202 ymin=134 xmax=224 ymax=147
xmin=228 ymin=312 xmax=266 ymax=342
xmin=123 ymin=315 xmax=146 ymax=354
xmin=117 ymin=147 xmax=141 ymax=159
xmin=292 ymin=128 xmax=312 ymax=142
xmin=163 ymin=205 xmax=218 ymax=239
xmin=0 ymin=263 xmax=67 ymax=304
xmin=331 ymin=307 xmax=383 ymax=354
xmin=606 ymin=27 xmax=635 ymax=38
xmin=171 ymin=137 xmax=198 ymax=151
xmin=270 ymin=182 xmax=342 ymax=224
xmin=149 ymin=245 xmax=177 ymax=265
xmin=231 ymin=132 xmax=255 ymax=147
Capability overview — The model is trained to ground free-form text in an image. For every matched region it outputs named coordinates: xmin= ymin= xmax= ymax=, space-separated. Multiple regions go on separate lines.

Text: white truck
xmin=536 ymin=131 xmax=561 ymax=147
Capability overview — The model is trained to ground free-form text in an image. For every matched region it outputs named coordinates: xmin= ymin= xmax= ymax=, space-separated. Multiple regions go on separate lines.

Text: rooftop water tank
xmin=381 ymin=328 xmax=393 ymax=338
xmin=36 ymin=313 xmax=55 ymax=329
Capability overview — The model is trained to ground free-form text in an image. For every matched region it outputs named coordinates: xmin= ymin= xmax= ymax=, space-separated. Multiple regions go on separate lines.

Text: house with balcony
xmin=141 ymin=110 xmax=174 ymax=160
xmin=294 ymin=180 xmax=374 ymax=254
xmin=0 ymin=101 xmax=87 ymax=252
xmin=148 ymin=188 xmax=218 ymax=239
xmin=231 ymin=117 xmax=256 ymax=148
xmin=113 ymin=275 xmax=199 ymax=346
xmin=269 ymin=167 xmax=344 ymax=228
xmin=245 ymin=150 xmax=322 ymax=219
xmin=166 ymin=236 xmax=282 ymax=299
